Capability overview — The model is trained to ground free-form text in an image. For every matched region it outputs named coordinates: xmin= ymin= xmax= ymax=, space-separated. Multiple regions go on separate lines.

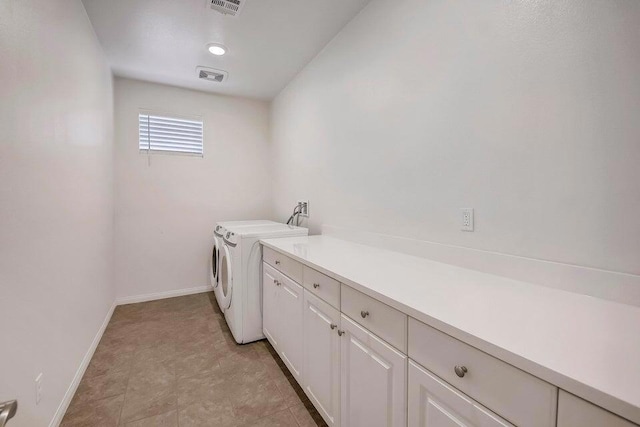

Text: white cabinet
xmin=408 ymin=360 xmax=513 ymax=427
xmin=262 ymin=262 xmax=304 ymax=383
xmin=340 ymin=315 xmax=407 ymax=427
xmin=278 ymin=273 xmax=305 ymax=382
xmin=303 ymin=291 xmax=341 ymax=427
xmin=557 ymin=391 xmax=637 ymax=427
xmin=263 ymin=263 xmax=280 ymax=348
xmin=263 ymin=247 xmax=638 ymax=427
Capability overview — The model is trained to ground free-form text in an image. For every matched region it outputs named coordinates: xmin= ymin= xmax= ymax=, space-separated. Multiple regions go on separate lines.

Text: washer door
xmin=218 ymin=245 xmax=233 ymax=311
xmin=209 ymin=235 xmax=221 ymax=289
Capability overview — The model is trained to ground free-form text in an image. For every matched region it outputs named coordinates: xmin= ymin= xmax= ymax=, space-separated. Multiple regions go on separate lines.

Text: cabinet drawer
xmin=557 ymin=391 xmax=637 ymax=427
xmin=409 ymin=318 xmax=557 ymax=427
xmin=341 ymin=284 xmax=407 ymax=353
xmin=263 ymin=246 xmax=303 ymax=283
xmin=303 ymin=266 xmax=340 ymax=309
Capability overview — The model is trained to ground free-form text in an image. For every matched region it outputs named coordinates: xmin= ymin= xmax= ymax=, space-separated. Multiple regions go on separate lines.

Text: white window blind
xmin=139 ymin=113 xmax=203 ymax=156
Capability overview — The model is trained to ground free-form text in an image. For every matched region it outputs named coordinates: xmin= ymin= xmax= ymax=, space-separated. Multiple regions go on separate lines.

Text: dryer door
xmin=219 ymin=244 xmax=233 ymax=311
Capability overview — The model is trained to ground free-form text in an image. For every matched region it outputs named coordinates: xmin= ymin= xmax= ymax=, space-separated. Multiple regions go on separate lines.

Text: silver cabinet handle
xmin=454 ymin=366 xmax=468 ymax=378
xmin=0 ymin=400 xmax=17 ymax=427
xmin=275 ymin=260 xmax=281 ymax=265
xmin=330 ymin=324 xmax=337 ymax=330
xmin=360 ymin=310 xmax=369 ymax=318
xmin=337 ymin=330 xmax=345 ymax=336
xmin=313 ymin=283 xmax=320 ymax=289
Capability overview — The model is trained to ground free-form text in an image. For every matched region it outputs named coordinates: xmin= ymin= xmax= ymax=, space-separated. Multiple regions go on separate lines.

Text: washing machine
xmin=210 ymin=220 xmax=276 ymax=312
xmin=218 ymin=223 xmax=308 ymax=343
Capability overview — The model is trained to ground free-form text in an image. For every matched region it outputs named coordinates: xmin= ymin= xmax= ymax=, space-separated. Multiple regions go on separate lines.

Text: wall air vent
xmin=196 ymin=67 xmax=228 ymax=83
xmin=209 ymin=0 xmax=246 ymax=17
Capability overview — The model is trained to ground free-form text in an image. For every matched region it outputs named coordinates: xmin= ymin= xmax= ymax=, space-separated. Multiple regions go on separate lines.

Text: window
xmin=139 ymin=112 xmax=203 ymax=156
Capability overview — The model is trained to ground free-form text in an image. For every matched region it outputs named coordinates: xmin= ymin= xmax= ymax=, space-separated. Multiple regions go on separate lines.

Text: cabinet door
xmin=408 ymin=360 xmax=513 ymax=427
xmin=262 ymin=263 xmax=280 ymax=350
xmin=340 ymin=315 xmax=406 ymax=427
xmin=303 ymin=291 xmax=341 ymax=427
xmin=279 ymin=274 xmax=305 ymax=382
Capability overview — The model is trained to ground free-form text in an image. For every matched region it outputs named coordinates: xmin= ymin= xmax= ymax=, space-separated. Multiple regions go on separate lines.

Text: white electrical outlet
xmin=297 ymin=200 xmax=309 ymax=218
xmin=35 ymin=373 xmax=43 ymax=404
xmin=461 ymin=208 xmax=474 ymax=231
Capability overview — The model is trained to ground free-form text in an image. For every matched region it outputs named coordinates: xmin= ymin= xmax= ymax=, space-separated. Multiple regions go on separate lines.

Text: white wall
xmin=271 ymin=0 xmax=640 ymax=287
xmin=0 ymin=1 xmax=115 ymax=426
xmin=114 ymin=78 xmax=272 ymax=300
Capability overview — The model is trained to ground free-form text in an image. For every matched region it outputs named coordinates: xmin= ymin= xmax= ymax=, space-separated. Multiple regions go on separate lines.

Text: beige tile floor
xmin=62 ymin=293 xmax=327 ymax=427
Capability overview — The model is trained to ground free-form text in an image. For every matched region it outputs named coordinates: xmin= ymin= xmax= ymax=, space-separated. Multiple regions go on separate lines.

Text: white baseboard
xmin=322 ymin=224 xmax=640 ymax=307
xmin=49 ymin=302 xmax=116 ymax=427
xmin=115 ymin=285 xmax=213 ymax=305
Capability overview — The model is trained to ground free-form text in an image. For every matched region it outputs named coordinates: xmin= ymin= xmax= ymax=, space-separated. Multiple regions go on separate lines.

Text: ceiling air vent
xmin=197 ymin=67 xmax=228 ymax=83
xmin=209 ymin=0 xmax=246 ymax=17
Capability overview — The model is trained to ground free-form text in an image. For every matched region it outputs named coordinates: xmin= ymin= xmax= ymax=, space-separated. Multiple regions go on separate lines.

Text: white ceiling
xmin=82 ymin=0 xmax=371 ymax=100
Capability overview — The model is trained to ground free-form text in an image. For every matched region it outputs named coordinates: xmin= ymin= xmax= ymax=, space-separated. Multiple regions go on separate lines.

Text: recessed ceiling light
xmin=207 ymin=43 xmax=227 ymax=56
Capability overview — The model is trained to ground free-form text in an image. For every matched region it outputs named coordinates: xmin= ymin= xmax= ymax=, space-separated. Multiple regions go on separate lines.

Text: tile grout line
xmin=116 ymin=332 xmax=133 ymax=426
xmin=289 ymin=406 xmax=303 ymax=427
xmin=174 ymin=310 xmax=180 ymax=427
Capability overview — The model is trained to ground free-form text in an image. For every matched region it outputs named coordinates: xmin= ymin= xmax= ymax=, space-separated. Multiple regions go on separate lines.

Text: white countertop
xmin=261 ymin=235 xmax=640 ymax=424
